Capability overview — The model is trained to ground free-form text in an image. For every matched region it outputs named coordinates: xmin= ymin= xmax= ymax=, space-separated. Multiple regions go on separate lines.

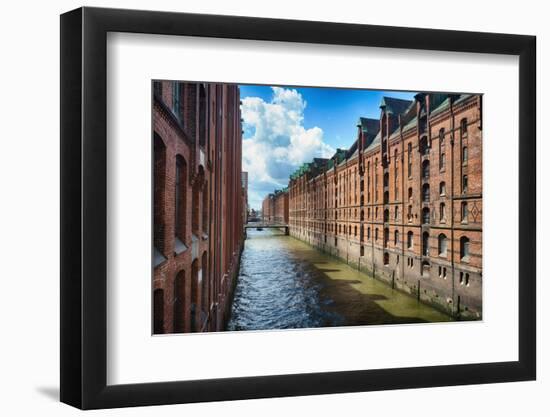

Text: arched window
xmin=440 ymin=202 xmax=446 ymax=222
xmin=190 ymin=259 xmax=199 ymax=332
xmin=354 ymin=225 xmax=357 ymax=236
xmin=384 ymin=227 xmax=389 ymax=248
xmin=153 ymin=289 xmax=164 ymax=334
xmin=439 ymin=181 xmax=446 ymax=196
xmin=175 ymin=155 xmax=188 ymax=250
xmin=460 ymin=118 xmax=468 ymax=137
xmin=384 ymin=209 xmax=389 ymax=222
xmin=383 ymin=172 xmax=389 ymax=187
xmin=422 ymin=183 xmax=430 ymax=202
xmin=383 ymin=252 xmax=390 ymax=266
xmin=439 ymin=128 xmax=446 ymax=171
xmin=422 ymin=207 xmax=430 ymax=224
xmin=408 ymin=187 xmax=413 ymax=202
xmin=394 ymin=229 xmax=399 ymax=245
xmin=360 ymin=245 xmax=365 ymax=256
xmin=422 ymin=232 xmax=429 ymax=256
xmin=173 ymin=270 xmax=186 ymax=333
xmin=394 ymin=206 xmax=399 ymax=220
xmin=438 ymin=234 xmax=448 ymax=257
xmin=154 ymin=133 xmax=167 ymax=255
xmin=360 ymin=210 xmax=364 ymax=221
xmin=375 ymin=228 xmax=379 ymax=241
xmin=461 ymin=202 xmax=468 ymax=223
xmin=407 ymin=143 xmax=412 ymax=177
xmin=460 ymin=236 xmax=471 ymax=260
xmin=422 ymin=160 xmax=430 ymax=179
xmin=407 ymin=205 xmax=412 ymax=222
xmin=407 ymin=231 xmax=414 ymax=249
xmin=367 ymin=227 xmax=371 ymax=240
xmin=462 ymin=175 xmax=468 ymax=193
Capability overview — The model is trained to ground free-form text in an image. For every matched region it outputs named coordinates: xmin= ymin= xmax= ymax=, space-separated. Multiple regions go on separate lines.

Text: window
xmin=422 ymin=160 xmax=430 ymax=180
xmin=439 ymin=128 xmax=445 ymax=171
xmin=439 ymin=181 xmax=446 ymax=196
xmin=360 ymin=245 xmax=365 ymax=256
xmin=153 ymin=289 xmax=164 ymax=334
xmin=384 ymin=209 xmax=389 ymax=222
xmin=384 ymin=228 xmax=389 ymax=248
xmin=407 ymin=231 xmax=413 ymax=249
xmin=460 ymin=236 xmax=470 ymax=260
xmin=394 ymin=206 xmax=399 ymax=220
xmin=407 ymin=143 xmax=412 ymax=177
xmin=354 ymin=225 xmax=357 ymax=236
xmin=422 ymin=232 xmax=429 ymax=256
xmin=384 ymin=252 xmax=390 ymax=266
xmin=394 ymin=230 xmax=399 ymax=245
xmin=154 ymin=134 xmax=167 ymax=255
xmin=422 ymin=207 xmax=430 ymax=224
xmin=420 ymin=136 xmax=429 ymax=155
xmin=438 ymin=233 xmax=448 ymax=257
xmin=440 ymin=202 xmax=446 ymax=222
xmin=422 ymin=184 xmax=430 ymax=202
xmin=375 ymin=228 xmax=379 ymax=241
xmin=407 ymin=205 xmax=412 ymax=222
xmin=175 ymin=155 xmax=188 ymax=244
xmin=367 ymin=227 xmax=371 ymax=240
xmin=461 ymin=202 xmax=468 ymax=223
xmin=462 ymin=175 xmax=468 ymax=193
xmin=408 ymin=187 xmax=413 ymax=202
xmin=460 ymin=118 xmax=468 ymax=137
xmin=172 ymin=82 xmax=181 ymax=119
xmin=173 ymin=270 xmax=186 ymax=333
xmin=360 ymin=210 xmax=364 ymax=221
xmin=462 ymin=146 xmax=468 ymax=164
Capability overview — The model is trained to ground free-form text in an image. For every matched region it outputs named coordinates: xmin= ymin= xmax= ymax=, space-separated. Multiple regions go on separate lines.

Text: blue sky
xmin=239 ymin=85 xmax=417 ymax=210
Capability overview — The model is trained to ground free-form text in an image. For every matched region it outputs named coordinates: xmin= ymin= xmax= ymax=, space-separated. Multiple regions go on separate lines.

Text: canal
xmin=227 ymin=228 xmax=451 ymax=331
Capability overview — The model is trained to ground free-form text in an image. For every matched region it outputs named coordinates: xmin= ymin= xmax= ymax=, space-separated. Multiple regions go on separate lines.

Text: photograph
xmin=152 ymin=81 xmax=483 ymax=334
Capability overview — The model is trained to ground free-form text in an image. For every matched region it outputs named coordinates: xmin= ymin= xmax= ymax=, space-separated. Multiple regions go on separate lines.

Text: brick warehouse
xmin=262 ymin=189 xmax=289 ymax=224
xmin=288 ymin=93 xmax=482 ymax=319
xmin=153 ymin=81 xmax=245 ymax=334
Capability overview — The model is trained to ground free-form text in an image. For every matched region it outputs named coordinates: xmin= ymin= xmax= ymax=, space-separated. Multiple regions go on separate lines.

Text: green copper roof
xmin=380 ymin=96 xmax=413 ymax=115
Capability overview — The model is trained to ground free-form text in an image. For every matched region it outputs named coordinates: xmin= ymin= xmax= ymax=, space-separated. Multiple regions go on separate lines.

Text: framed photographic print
xmin=60 ymin=6 xmax=536 ymax=409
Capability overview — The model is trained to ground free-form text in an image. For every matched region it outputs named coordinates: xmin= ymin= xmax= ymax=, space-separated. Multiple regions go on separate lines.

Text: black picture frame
xmin=60 ymin=6 xmax=536 ymax=410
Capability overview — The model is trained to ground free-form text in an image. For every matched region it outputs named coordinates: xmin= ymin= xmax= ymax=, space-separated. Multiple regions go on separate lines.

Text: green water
xmin=227 ymin=228 xmax=451 ymax=331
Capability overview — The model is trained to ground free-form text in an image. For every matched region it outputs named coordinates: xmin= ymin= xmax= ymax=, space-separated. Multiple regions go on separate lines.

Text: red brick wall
xmin=152 ymin=81 xmax=244 ymax=334
xmin=288 ymin=94 xmax=482 ymax=318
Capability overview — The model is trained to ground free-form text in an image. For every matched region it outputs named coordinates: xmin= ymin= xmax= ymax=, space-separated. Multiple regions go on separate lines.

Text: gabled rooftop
xmin=380 ymin=96 xmax=413 ymax=115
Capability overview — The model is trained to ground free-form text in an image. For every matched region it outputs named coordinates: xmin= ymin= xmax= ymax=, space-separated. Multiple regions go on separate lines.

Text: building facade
xmin=262 ymin=189 xmax=289 ymax=224
xmin=153 ymin=81 xmax=245 ymax=334
xmin=288 ymin=93 xmax=482 ymax=318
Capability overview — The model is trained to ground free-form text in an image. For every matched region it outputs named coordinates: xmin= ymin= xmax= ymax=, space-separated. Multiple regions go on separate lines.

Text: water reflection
xmin=227 ymin=229 xmax=451 ymax=331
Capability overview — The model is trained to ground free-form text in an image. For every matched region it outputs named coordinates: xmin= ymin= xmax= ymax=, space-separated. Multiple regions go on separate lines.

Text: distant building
xmin=288 ymin=93 xmax=482 ymax=319
xmin=152 ymin=81 xmax=244 ymax=333
xmin=262 ymin=189 xmax=289 ymax=224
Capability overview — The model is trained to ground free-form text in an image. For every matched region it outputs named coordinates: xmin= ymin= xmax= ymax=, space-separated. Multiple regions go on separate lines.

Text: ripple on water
xmin=227 ymin=228 xmax=451 ymax=331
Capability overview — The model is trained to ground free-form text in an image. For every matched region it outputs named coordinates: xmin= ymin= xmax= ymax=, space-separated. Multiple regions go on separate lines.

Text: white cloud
xmin=241 ymin=87 xmax=334 ymax=209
